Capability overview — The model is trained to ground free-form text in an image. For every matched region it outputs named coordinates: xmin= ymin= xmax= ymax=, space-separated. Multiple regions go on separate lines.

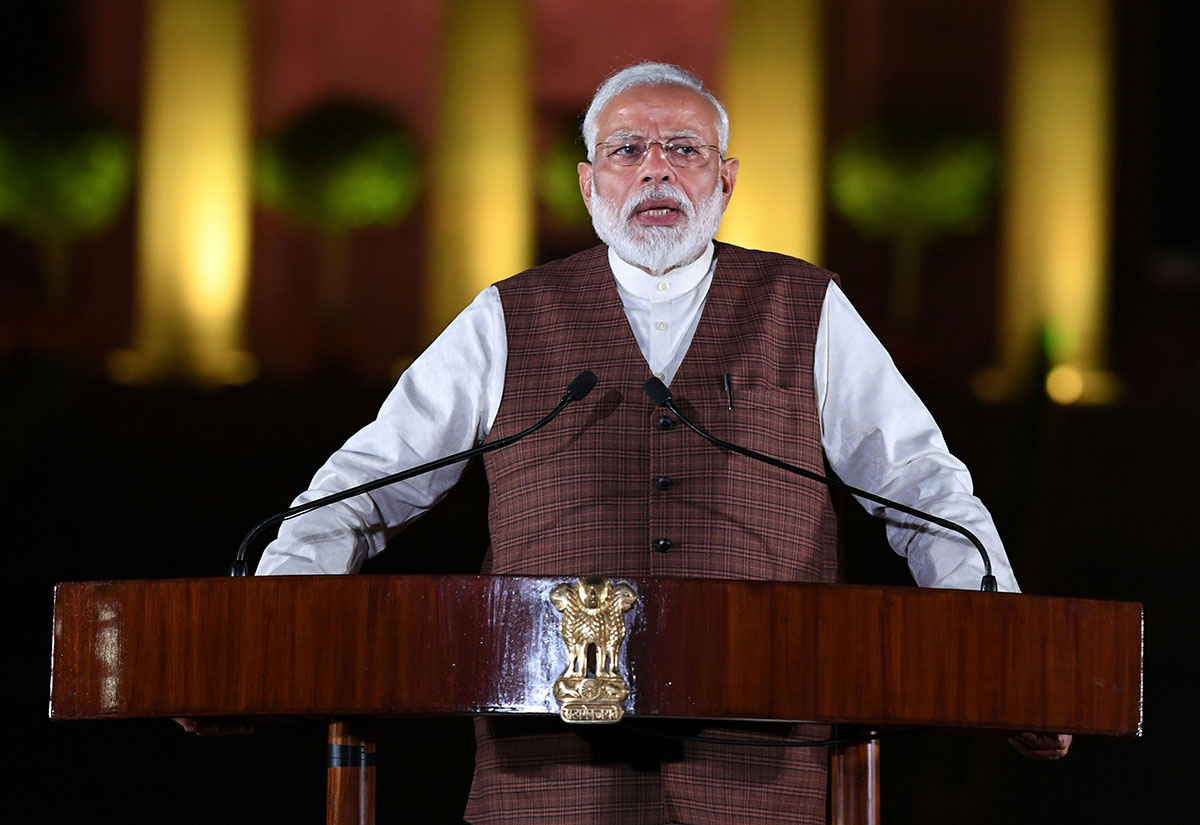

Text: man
xmin=257 ymin=62 xmax=1068 ymax=823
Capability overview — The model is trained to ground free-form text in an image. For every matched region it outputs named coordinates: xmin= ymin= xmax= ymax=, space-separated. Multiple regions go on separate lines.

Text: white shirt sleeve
xmin=255 ymin=286 xmax=507 ymax=575
xmin=814 ymin=281 xmax=1020 ymax=592
xmin=256 ymin=271 xmax=1017 ymax=591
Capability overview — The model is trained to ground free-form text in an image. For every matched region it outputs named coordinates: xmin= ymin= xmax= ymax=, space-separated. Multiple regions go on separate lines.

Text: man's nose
xmin=640 ymin=143 xmax=675 ymax=183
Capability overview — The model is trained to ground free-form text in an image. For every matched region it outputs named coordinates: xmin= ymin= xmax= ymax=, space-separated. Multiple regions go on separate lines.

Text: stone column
xmin=719 ymin=0 xmax=826 ymax=264
xmin=978 ymin=0 xmax=1116 ymax=404
xmin=424 ymin=0 xmax=533 ymax=342
xmin=111 ymin=0 xmax=255 ymax=384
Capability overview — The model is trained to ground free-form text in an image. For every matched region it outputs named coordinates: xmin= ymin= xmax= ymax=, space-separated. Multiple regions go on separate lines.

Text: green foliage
xmin=256 ymin=99 xmax=420 ymax=232
xmin=0 ymin=108 xmax=133 ymax=242
xmin=830 ymin=119 xmax=995 ymax=241
xmin=1041 ymin=320 xmax=1074 ymax=363
xmin=538 ymin=131 xmax=591 ymax=227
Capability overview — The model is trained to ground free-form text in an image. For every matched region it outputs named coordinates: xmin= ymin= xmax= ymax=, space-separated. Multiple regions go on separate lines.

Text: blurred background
xmin=6 ymin=0 xmax=1194 ymax=821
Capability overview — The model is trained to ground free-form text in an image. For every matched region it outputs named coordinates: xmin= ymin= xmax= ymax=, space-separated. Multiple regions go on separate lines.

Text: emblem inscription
xmin=549 ymin=577 xmax=638 ymax=724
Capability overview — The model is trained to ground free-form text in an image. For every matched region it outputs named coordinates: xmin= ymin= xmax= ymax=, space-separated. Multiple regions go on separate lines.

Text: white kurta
xmin=257 ymin=243 xmax=1018 ymax=592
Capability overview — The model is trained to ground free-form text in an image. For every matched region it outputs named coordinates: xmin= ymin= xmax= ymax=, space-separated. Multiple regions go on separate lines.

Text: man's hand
xmin=1009 ymin=731 xmax=1072 ymax=759
xmin=173 ymin=717 xmax=253 ymax=736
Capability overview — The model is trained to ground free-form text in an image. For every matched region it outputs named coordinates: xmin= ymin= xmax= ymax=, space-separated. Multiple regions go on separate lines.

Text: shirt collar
xmin=607 ymin=241 xmax=716 ymax=301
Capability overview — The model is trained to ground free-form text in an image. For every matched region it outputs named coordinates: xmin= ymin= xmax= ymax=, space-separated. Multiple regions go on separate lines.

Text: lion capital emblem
xmin=549 ymin=577 xmax=638 ymax=723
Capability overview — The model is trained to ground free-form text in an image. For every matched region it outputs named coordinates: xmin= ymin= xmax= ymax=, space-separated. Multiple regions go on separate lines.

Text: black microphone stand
xmin=643 ymin=377 xmax=998 ymax=592
xmin=230 ymin=371 xmax=598 ymax=576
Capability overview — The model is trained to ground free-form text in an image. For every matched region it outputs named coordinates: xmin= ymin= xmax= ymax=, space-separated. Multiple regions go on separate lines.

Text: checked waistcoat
xmin=467 ymin=242 xmax=842 ymax=825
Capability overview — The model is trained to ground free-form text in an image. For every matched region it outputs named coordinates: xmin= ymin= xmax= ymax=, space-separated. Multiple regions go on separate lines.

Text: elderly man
xmin=257 ymin=62 xmax=1067 ymax=824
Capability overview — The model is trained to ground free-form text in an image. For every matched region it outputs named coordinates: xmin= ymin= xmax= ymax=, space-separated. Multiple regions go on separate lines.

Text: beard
xmin=590 ymin=181 xmax=725 ymax=276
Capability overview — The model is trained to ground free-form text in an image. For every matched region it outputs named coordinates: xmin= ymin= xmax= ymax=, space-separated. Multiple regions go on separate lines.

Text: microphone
xmin=230 ymin=370 xmax=599 ymax=576
xmin=643 ymin=376 xmax=999 ymax=592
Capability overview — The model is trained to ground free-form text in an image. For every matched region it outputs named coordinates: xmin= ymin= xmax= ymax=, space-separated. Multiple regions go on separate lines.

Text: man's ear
xmin=578 ymin=162 xmax=595 ymax=216
xmin=719 ymin=156 xmax=739 ymax=212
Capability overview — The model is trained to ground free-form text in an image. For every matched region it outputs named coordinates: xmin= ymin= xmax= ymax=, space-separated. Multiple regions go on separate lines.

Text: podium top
xmin=50 ymin=575 xmax=1142 ymax=736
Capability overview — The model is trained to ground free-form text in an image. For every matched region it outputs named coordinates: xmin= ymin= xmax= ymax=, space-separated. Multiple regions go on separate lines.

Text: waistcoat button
xmin=656 ymin=415 xmax=674 ymax=430
xmin=654 ymin=476 xmax=673 ymax=490
xmin=655 ymin=538 xmax=673 ymax=552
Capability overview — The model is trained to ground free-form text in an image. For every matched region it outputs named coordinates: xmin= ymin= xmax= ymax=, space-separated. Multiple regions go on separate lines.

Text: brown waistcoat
xmin=467 ymin=243 xmax=841 ymax=825
xmin=481 ymin=242 xmax=842 ymax=583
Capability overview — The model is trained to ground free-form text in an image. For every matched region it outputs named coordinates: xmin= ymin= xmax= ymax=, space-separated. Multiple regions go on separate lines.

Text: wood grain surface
xmin=50 ymin=576 xmax=1142 ymax=735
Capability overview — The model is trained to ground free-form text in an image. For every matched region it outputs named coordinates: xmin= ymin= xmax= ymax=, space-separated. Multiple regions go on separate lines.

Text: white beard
xmin=590 ymin=181 xmax=725 ymax=276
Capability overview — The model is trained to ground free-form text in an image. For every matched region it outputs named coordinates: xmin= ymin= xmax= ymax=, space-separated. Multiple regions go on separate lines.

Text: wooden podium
xmin=50 ymin=576 xmax=1142 ymax=824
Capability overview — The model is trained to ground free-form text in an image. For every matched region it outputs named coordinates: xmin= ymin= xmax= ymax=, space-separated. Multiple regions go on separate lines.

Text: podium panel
xmin=51 ymin=575 xmax=1142 ymax=736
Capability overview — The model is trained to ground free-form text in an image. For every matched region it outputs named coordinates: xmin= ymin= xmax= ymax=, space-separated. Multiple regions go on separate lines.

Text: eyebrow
xmin=598 ymin=129 xmax=703 ymax=144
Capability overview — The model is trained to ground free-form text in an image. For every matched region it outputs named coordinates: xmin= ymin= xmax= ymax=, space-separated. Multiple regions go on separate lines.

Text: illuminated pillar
xmin=718 ymin=0 xmax=826 ymax=263
xmin=425 ymin=0 xmax=533 ymax=341
xmin=109 ymin=0 xmax=254 ymax=385
xmin=977 ymin=0 xmax=1116 ymax=404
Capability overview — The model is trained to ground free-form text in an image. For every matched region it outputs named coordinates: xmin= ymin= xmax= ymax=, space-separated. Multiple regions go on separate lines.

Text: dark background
xmin=5 ymin=1 xmax=1196 ymax=821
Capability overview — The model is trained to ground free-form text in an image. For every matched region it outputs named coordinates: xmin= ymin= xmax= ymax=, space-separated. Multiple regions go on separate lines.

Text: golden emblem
xmin=549 ymin=577 xmax=638 ymax=723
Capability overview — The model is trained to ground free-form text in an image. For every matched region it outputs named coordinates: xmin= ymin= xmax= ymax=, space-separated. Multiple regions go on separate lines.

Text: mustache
xmin=622 ymin=185 xmax=695 ymax=222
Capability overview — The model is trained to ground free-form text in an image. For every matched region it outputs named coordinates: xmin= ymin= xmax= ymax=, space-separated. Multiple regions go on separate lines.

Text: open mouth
xmin=632 ymin=198 xmax=683 ymax=224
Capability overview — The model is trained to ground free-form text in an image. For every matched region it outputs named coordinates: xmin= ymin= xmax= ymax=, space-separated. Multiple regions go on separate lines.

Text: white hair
xmin=581 ymin=62 xmax=729 ymax=162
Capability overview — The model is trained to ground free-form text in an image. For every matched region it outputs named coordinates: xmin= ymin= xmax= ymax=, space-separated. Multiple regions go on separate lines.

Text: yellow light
xmin=719 ymin=0 xmax=825 ymax=263
xmin=986 ymin=0 xmax=1117 ymax=404
xmin=111 ymin=0 xmax=254 ymax=384
xmin=424 ymin=0 xmax=532 ymax=343
xmin=1045 ymin=365 xmax=1085 ymax=405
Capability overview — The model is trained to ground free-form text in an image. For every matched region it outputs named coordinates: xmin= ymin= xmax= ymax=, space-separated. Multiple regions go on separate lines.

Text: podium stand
xmin=50 ymin=576 xmax=1142 ymax=823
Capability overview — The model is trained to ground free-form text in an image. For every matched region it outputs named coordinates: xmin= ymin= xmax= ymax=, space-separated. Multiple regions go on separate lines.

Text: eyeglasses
xmin=595 ymin=138 xmax=722 ymax=168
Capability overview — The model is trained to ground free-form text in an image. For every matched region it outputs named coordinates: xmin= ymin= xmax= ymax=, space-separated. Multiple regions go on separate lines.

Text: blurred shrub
xmin=538 ymin=129 xmax=591 ymax=227
xmin=830 ymin=118 xmax=995 ymax=239
xmin=829 ymin=118 xmax=996 ymax=327
xmin=256 ymin=99 xmax=420 ymax=232
xmin=0 ymin=106 xmax=133 ymax=302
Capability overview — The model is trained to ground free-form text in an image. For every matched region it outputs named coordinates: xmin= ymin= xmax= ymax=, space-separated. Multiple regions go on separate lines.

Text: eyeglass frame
xmin=592 ymin=137 xmax=724 ymax=168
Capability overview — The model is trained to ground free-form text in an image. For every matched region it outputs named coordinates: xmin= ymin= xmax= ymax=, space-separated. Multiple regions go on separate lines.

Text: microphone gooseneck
xmin=642 ymin=376 xmax=998 ymax=592
xmin=230 ymin=370 xmax=599 ymax=576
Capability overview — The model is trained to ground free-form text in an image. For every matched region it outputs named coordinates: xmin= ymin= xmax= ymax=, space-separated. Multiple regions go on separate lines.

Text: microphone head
xmin=643 ymin=376 xmax=672 ymax=406
xmin=566 ymin=370 xmax=598 ymax=401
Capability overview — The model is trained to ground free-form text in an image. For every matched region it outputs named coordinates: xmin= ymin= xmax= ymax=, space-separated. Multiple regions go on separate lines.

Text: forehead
xmin=595 ymin=84 xmax=720 ymax=141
